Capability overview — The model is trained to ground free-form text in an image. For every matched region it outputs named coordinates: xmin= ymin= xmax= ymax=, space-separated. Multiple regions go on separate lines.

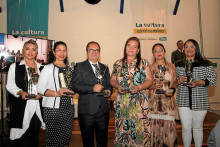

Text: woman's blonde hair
xmin=22 ymin=39 xmax=38 ymax=56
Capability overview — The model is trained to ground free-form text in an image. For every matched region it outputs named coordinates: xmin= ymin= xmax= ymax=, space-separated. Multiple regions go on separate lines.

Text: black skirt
xmin=43 ymin=96 xmax=74 ymax=147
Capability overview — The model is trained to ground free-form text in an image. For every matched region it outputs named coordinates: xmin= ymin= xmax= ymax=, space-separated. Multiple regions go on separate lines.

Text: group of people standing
xmin=6 ymin=36 xmax=217 ymax=147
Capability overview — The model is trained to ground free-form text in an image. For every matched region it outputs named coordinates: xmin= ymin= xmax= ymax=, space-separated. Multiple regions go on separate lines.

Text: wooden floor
xmin=1 ymin=110 xmax=220 ymax=147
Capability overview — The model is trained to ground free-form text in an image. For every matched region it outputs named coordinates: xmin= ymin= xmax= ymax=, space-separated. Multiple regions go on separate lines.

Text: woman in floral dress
xmin=110 ymin=37 xmax=153 ymax=146
xmin=148 ymin=43 xmax=178 ymax=147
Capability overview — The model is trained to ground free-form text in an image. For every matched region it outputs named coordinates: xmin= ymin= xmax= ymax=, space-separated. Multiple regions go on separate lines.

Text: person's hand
xmin=155 ymin=83 xmax=163 ymax=90
xmin=65 ymin=89 xmax=75 ymax=97
xmin=93 ymin=84 xmax=104 ymax=93
xmin=58 ymin=87 xmax=69 ymax=96
xmin=117 ymin=86 xmax=127 ymax=95
xmin=130 ymin=85 xmax=139 ymax=94
xmin=165 ymin=88 xmax=175 ymax=97
xmin=187 ymin=81 xmax=199 ymax=88
xmin=33 ymin=94 xmax=43 ymax=100
xmin=104 ymin=89 xmax=111 ymax=97
xmin=178 ymin=75 xmax=187 ymax=84
xmin=19 ymin=91 xmax=29 ymax=100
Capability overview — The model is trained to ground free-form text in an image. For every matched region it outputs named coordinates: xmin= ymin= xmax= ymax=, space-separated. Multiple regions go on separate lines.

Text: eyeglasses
xmin=153 ymin=48 xmax=164 ymax=53
xmin=185 ymin=46 xmax=196 ymax=50
xmin=127 ymin=44 xmax=138 ymax=49
xmin=88 ymin=49 xmax=100 ymax=53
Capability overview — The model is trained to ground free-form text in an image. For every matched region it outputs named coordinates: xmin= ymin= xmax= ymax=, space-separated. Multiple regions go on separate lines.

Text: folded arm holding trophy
xmin=178 ymin=59 xmax=206 ymax=88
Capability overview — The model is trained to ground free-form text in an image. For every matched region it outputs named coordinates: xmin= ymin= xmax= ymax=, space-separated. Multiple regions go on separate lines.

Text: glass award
xmin=26 ymin=79 xmax=36 ymax=98
xmin=26 ymin=68 xmax=38 ymax=98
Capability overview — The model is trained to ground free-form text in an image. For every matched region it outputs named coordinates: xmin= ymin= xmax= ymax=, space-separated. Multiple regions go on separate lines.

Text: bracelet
xmin=170 ymin=88 xmax=176 ymax=95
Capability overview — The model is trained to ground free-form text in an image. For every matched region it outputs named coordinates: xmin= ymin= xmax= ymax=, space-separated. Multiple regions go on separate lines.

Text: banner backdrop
xmin=7 ymin=0 xmax=49 ymax=39
xmin=130 ymin=0 xmax=168 ymax=61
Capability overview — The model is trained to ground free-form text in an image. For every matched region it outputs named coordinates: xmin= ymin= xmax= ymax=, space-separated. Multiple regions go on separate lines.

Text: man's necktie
xmin=92 ymin=64 xmax=99 ymax=77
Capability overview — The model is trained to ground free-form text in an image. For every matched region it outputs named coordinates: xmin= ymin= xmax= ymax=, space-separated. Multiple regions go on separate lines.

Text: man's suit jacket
xmin=171 ymin=49 xmax=185 ymax=64
xmin=72 ymin=60 xmax=112 ymax=115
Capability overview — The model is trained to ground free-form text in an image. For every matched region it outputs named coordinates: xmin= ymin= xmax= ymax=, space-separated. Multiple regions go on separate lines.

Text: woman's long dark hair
xmin=47 ymin=41 xmax=68 ymax=64
xmin=122 ymin=37 xmax=141 ymax=69
xmin=184 ymin=39 xmax=205 ymax=62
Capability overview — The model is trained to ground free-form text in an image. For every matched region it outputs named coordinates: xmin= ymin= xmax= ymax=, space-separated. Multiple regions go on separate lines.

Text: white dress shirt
xmin=88 ymin=60 xmax=99 ymax=75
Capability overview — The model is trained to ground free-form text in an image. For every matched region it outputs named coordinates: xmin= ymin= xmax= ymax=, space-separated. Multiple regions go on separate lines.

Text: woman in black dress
xmin=38 ymin=41 xmax=75 ymax=147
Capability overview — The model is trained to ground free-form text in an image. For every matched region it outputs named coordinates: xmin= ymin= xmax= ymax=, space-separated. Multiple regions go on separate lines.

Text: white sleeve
xmin=6 ymin=63 xmax=22 ymax=97
xmin=37 ymin=66 xmax=49 ymax=95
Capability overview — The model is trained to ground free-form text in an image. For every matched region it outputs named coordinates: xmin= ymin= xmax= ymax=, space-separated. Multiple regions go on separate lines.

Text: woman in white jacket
xmin=38 ymin=41 xmax=75 ymax=147
xmin=6 ymin=39 xmax=44 ymax=147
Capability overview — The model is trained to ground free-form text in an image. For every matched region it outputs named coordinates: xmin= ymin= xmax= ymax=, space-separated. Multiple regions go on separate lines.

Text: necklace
xmin=53 ymin=62 xmax=66 ymax=67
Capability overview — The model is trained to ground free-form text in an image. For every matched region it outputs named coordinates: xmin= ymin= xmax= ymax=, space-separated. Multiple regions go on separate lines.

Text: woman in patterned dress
xmin=148 ymin=43 xmax=178 ymax=147
xmin=110 ymin=37 xmax=153 ymax=146
xmin=175 ymin=39 xmax=217 ymax=147
xmin=38 ymin=41 xmax=75 ymax=147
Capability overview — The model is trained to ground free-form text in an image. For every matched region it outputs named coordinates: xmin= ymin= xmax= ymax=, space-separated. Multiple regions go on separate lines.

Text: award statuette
xmin=59 ymin=73 xmax=75 ymax=95
xmin=155 ymin=65 xmax=167 ymax=94
xmin=95 ymin=64 xmax=109 ymax=96
xmin=121 ymin=85 xmax=135 ymax=92
xmin=70 ymin=62 xmax=76 ymax=70
xmin=182 ymin=59 xmax=196 ymax=86
xmin=26 ymin=79 xmax=36 ymax=98
xmin=26 ymin=68 xmax=39 ymax=98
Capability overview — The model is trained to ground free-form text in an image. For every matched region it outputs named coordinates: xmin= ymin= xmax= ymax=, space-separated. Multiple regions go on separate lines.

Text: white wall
xmin=48 ymin=0 xmax=132 ymax=71
xmin=0 ymin=0 xmax=220 ymax=108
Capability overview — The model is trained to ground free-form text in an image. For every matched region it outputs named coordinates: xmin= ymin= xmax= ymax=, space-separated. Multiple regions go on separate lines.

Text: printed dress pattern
xmin=113 ymin=58 xmax=150 ymax=147
xmin=148 ymin=63 xmax=177 ymax=147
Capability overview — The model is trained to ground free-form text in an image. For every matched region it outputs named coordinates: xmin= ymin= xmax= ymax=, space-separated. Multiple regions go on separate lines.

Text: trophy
xmin=120 ymin=75 xmax=130 ymax=92
xmin=95 ymin=64 xmax=109 ymax=96
xmin=155 ymin=65 xmax=167 ymax=94
xmin=121 ymin=85 xmax=135 ymax=92
xmin=59 ymin=72 xmax=75 ymax=95
xmin=26 ymin=68 xmax=38 ymax=98
xmin=182 ymin=59 xmax=196 ymax=86
xmin=71 ymin=62 xmax=76 ymax=70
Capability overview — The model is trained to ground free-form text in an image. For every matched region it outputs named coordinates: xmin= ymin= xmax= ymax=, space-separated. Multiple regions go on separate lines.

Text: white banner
xmin=130 ymin=0 xmax=168 ymax=61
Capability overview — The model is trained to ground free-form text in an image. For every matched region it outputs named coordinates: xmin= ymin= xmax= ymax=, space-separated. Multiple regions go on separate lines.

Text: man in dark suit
xmin=171 ymin=40 xmax=185 ymax=64
xmin=72 ymin=41 xmax=112 ymax=147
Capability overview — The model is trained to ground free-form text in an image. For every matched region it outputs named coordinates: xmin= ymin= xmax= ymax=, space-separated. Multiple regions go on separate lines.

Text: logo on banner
xmin=134 ymin=22 xmax=167 ymax=34
xmin=7 ymin=0 xmax=49 ymax=39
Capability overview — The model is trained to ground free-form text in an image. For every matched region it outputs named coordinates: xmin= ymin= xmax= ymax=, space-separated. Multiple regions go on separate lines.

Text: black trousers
xmin=10 ymin=113 xmax=41 ymax=147
xmin=78 ymin=108 xmax=109 ymax=147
